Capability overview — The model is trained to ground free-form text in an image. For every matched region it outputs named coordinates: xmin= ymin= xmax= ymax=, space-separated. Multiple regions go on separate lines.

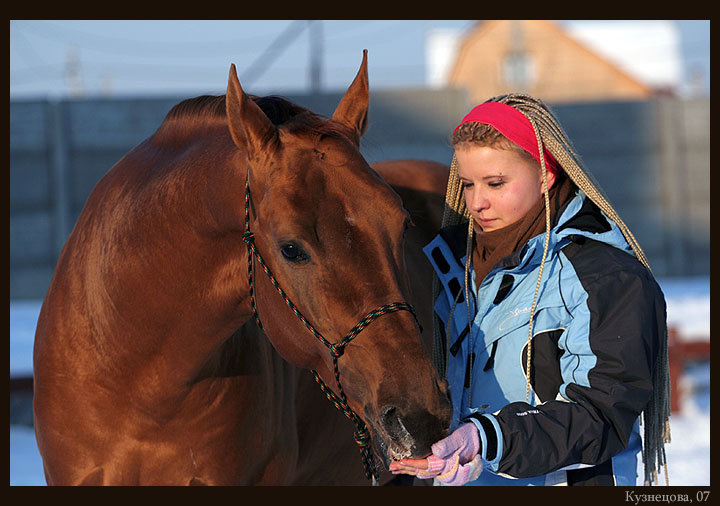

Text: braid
xmin=432 ymin=93 xmax=671 ymax=485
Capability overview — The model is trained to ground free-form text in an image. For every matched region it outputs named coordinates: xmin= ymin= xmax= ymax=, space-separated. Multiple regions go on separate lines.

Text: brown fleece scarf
xmin=472 ymin=174 xmax=575 ymax=287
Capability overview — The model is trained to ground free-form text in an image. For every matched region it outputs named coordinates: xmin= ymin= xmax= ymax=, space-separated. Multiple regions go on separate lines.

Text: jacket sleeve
xmin=467 ymin=241 xmax=666 ymax=478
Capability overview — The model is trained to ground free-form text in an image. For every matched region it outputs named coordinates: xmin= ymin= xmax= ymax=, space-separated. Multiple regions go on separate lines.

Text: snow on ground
xmin=658 ymin=276 xmax=711 ymax=341
xmin=10 ymin=425 xmax=45 ymax=486
xmin=9 ymin=299 xmax=39 ymax=377
xmin=9 ymin=277 xmax=710 ymax=486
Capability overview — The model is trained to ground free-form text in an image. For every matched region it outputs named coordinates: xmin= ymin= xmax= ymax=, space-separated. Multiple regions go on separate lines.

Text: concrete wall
xmin=9 ymin=91 xmax=709 ymax=299
xmin=553 ymin=97 xmax=710 ymax=277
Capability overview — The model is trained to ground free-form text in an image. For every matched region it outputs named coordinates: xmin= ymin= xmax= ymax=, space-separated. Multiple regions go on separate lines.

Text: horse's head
xmin=225 ymin=52 xmax=451 ymax=468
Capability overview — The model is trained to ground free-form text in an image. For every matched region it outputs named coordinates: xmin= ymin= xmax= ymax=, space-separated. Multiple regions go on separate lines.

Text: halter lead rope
xmin=242 ymin=174 xmax=418 ymax=485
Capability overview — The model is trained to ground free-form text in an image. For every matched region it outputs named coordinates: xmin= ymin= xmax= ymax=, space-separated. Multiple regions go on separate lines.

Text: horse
xmin=32 ymin=51 xmax=453 ymax=485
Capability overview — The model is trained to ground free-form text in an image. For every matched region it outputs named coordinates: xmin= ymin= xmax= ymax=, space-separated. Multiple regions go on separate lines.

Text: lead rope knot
xmin=242 ymin=231 xmax=255 ymax=244
xmin=353 ymin=425 xmax=379 ymax=486
xmin=329 ymin=343 xmax=345 ymax=359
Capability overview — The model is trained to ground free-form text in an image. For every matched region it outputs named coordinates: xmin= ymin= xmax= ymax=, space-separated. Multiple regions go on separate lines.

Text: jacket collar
xmin=436 ymin=190 xmax=633 ymax=272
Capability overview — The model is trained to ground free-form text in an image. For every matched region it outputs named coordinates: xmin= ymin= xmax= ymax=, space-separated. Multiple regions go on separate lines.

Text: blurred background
xmin=10 ymin=19 xmax=710 ymax=486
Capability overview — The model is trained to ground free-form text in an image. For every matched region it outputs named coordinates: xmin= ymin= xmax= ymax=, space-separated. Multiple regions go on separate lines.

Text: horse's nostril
xmin=380 ymin=406 xmax=401 ymax=433
xmin=381 ymin=406 xmax=396 ymax=423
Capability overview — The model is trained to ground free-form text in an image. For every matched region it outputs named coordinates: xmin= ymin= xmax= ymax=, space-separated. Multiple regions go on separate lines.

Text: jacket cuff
xmin=462 ymin=413 xmax=503 ymax=472
xmin=425 ymin=455 xmax=445 ymax=474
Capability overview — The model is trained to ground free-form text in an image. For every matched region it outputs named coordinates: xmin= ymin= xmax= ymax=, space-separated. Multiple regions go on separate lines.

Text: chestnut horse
xmin=33 ymin=52 xmax=452 ymax=485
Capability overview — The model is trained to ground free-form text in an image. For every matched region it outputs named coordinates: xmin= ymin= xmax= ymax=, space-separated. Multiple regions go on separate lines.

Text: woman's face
xmin=456 ymin=145 xmax=555 ymax=232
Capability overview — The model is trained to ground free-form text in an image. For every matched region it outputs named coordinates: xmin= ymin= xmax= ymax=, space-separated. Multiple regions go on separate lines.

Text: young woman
xmin=389 ymin=94 xmax=670 ymax=486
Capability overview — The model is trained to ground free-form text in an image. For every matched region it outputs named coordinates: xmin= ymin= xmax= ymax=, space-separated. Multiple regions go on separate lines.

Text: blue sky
xmin=9 ymin=20 xmax=710 ymax=99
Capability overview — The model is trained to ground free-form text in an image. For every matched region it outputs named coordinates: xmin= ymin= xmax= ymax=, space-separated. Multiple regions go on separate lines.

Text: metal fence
xmin=10 ymin=90 xmax=709 ymax=299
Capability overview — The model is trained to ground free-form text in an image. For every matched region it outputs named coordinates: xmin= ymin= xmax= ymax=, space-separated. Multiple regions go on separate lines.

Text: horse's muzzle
xmin=367 ymin=390 xmax=452 ymax=469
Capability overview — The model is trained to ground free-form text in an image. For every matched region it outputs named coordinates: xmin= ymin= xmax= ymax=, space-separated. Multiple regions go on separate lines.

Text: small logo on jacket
xmin=516 ymin=409 xmax=540 ymax=417
xmin=499 ymin=306 xmax=531 ymax=331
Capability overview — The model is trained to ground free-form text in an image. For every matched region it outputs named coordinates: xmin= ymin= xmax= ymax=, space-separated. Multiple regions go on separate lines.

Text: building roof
xmin=426 ymin=20 xmax=682 ymax=100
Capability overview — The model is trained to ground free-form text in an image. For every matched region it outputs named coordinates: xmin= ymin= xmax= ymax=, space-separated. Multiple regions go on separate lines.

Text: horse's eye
xmin=280 ymin=243 xmax=309 ymax=263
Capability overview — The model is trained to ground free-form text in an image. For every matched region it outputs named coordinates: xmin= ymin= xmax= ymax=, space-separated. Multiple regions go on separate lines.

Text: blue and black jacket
xmin=423 ymin=190 xmax=666 ymax=486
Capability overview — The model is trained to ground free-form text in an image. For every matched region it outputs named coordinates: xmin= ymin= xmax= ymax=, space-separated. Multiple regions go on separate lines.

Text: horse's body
xmin=33 ymin=53 xmax=451 ymax=485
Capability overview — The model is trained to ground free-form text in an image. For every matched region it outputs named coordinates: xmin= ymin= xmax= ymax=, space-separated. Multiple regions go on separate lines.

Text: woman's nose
xmin=468 ymin=190 xmax=489 ymax=212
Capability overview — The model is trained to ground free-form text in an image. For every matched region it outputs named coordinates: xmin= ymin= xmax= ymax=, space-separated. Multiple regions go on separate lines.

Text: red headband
xmin=454 ymin=102 xmax=559 ymax=174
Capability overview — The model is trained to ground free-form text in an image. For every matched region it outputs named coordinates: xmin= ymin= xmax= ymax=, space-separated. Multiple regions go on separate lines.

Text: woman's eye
xmin=280 ymin=243 xmax=309 ymax=263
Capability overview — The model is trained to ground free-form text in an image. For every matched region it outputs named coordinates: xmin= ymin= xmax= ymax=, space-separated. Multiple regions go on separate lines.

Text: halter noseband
xmin=241 ymin=174 xmax=418 ymax=485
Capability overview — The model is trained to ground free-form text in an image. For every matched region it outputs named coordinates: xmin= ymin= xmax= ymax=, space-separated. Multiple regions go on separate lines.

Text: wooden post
xmin=48 ymin=100 xmax=70 ymax=262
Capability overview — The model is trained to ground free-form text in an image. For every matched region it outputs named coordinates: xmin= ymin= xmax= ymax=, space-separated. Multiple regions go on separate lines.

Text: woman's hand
xmin=388 ymin=423 xmax=483 ymax=486
xmin=388 ymin=457 xmax=431 ymax=476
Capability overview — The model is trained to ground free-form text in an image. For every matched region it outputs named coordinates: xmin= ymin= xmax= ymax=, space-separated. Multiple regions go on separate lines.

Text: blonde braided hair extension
xmin=431 ymin=93 xmax=670 ymax=485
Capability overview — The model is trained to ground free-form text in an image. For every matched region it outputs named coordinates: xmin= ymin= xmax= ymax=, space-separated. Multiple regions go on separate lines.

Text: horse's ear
xmin=226 ymin=64 xmax=278 ymax=161
xmin=331 ymin=50 xmax=369 ymax=145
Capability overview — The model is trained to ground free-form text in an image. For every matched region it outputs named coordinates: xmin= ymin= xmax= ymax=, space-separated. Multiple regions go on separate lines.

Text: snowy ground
xmin=9 ymin=277 xmax=710 ymax=486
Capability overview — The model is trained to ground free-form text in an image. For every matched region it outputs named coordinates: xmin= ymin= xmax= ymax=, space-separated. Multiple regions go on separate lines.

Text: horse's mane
xmin=160 ymin=94 xmax=356 ymax=142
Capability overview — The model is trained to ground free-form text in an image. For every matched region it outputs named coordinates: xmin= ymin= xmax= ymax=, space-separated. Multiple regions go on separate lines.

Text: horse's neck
xmin=78 ymin=129 xmax=254 ymax=393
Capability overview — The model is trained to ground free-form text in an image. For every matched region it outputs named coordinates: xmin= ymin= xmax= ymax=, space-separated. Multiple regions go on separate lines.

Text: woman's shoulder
xmin=560 ymin=236 xmax=663 ymax=301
